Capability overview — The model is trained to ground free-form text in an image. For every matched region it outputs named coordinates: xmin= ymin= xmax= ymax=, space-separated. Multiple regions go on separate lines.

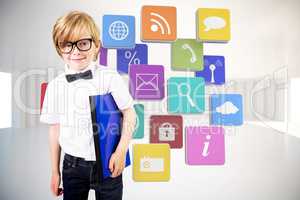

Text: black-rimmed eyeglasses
xmin=57 ymin=38 xmax=93 ymax=54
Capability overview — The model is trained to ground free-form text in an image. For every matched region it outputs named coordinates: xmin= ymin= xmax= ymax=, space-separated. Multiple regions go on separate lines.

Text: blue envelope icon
xmin=89 ymin=93 xmax=131 ymax=181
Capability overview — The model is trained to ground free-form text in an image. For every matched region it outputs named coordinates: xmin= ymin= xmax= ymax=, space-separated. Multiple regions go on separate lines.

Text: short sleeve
xmin=40 ymin=81 xmax=61 ymax=124
xmin=109 ymin=72 xmax=134 ymax=110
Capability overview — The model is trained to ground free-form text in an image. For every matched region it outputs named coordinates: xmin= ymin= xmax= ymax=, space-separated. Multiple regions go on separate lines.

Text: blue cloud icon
xmin=216 ymin=101 xmax=239 ymax=115
xmin=211 ymin=94 xmax=243 ymax=126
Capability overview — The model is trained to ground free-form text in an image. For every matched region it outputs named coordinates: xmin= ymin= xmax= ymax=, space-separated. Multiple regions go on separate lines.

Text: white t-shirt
xmin=40 ymin=61 xmax=134 ymax=161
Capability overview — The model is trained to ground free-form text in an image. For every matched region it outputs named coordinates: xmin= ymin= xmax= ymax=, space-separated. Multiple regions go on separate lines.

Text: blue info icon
xmin=117 ymin=44 xmax=148 ymax=74
xmin=195 ymin=55 xmax=225 ymax=85
xmin=168 ymin=77 xmax=205 ymax=113
xmin=210 ymin=94 xmax=243 ymax=126
xmin=102 ymin=15 xmax=135 ymax=48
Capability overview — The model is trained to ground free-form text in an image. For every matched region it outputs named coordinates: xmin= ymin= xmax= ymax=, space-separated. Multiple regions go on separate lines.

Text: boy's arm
xmin=49 ymin=124 xmax=61 ymax=174
xmin=109 ymin=107 xmax=136 ymax=177
xmin=116 ymin=107 xmax=136 ymax=154
xmin=49 ymin=124 xmax=63 ymax=196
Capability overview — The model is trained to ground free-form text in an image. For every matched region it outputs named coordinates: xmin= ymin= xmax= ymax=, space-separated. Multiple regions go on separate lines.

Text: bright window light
xmin=289 ymin=78 xmax=300 ymax=137
xmin=0 ymin=72 xmax=12 ymax=128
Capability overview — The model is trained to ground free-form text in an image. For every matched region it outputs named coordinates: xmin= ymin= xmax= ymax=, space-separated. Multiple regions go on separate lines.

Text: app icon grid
xmin=67 ymin=5 xmax=241 ymax=182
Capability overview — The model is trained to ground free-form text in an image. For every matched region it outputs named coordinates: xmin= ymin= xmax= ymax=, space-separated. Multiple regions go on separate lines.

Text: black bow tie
xmin=65 ymin=70 xmax=93 ymax=82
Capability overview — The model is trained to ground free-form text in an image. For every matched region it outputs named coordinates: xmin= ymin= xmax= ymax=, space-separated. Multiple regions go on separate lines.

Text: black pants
xmin=62 ymin=153 xmax=123 ymax=200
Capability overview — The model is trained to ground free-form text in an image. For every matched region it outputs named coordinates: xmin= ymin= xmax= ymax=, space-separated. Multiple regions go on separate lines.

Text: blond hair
xmin=52 ymin=11 xmax=100 ymax=58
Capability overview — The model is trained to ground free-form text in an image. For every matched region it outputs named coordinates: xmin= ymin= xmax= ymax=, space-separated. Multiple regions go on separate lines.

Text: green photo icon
xmin=171 ymin=39 xmax=203 ymax=71
xmin=133 ymin=104 xmax=144 ymax=139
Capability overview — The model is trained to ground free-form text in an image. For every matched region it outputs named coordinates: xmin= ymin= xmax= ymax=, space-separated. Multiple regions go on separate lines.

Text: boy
xmin=40 ymin=11 xmax=136 ymax=200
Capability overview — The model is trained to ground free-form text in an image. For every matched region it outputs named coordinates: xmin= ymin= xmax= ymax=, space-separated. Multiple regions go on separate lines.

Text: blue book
xmin=89 ymin=93 xmax=131 ymax=180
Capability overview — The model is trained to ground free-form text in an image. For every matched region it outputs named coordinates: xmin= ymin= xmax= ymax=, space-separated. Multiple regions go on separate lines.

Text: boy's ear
xmin=95 ymin=40 xmax=101 ymax=52
xmin=93 ymin=41 xmax=101 ymax=61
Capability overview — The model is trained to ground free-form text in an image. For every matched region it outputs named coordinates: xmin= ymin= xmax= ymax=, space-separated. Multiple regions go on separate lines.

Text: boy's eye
xmin=59 ymin=42 xmax=72 ymax=48
xmin=78 ymin=40 xmax=89 ymax=46
xmin=64 ymin=43 xmax=73 ymax=48
xmin=79 ymin=42 xmax=86 ymax=46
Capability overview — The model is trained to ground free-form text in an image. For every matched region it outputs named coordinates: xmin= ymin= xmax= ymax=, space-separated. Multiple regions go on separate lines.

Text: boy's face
xmin=59 ymin=32 xmax=100 ymax=71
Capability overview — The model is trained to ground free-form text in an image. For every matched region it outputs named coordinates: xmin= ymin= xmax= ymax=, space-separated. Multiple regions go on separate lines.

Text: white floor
xmin=1 ymin=124 xmax=300 ymax=200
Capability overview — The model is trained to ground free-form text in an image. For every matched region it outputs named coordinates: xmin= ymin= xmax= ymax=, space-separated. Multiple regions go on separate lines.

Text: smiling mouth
xmin=71 ymin=58 xmax=85 ymax=61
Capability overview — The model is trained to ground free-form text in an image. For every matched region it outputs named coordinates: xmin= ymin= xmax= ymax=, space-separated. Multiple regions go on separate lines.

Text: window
xmin=289 ymin=78 xmax=300 ymax=137
xmin=0 ymin=72 xmax=12 ymax=128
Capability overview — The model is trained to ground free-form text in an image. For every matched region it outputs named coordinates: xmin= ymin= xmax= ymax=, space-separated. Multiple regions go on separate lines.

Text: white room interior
xmin=1 ymin=0 xmax=300 ymax=199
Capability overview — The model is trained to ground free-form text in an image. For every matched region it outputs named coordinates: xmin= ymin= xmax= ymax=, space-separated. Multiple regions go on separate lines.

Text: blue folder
xmin=89 ymin=93 xmax=131 ymax=180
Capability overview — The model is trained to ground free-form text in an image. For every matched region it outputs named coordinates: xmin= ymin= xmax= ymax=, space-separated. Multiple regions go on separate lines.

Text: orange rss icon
xmin=141 ymin=6 xmax=177 ymax=42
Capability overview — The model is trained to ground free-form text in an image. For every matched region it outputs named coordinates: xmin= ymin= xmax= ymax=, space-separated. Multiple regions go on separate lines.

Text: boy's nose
xmin=72 ymin=45 xmax=80 ymax=54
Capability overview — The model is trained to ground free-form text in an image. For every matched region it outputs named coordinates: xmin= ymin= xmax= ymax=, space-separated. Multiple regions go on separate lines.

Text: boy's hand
xmin=109 ymin=149 xmax=126 ymax=178
xmin=50 ymin=172 xmax=63 ymax=196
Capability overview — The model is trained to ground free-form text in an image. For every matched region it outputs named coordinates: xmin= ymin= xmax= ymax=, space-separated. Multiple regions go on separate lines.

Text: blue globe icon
xmin=109 ymin=20 xmax=129 ymax=41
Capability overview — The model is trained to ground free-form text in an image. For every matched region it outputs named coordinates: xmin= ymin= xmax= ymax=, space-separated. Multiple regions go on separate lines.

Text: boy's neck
xmin=68 ymin=65 xmax=88 ymax=72
xmin=65 ymin=61 xmax=96 ymax=74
